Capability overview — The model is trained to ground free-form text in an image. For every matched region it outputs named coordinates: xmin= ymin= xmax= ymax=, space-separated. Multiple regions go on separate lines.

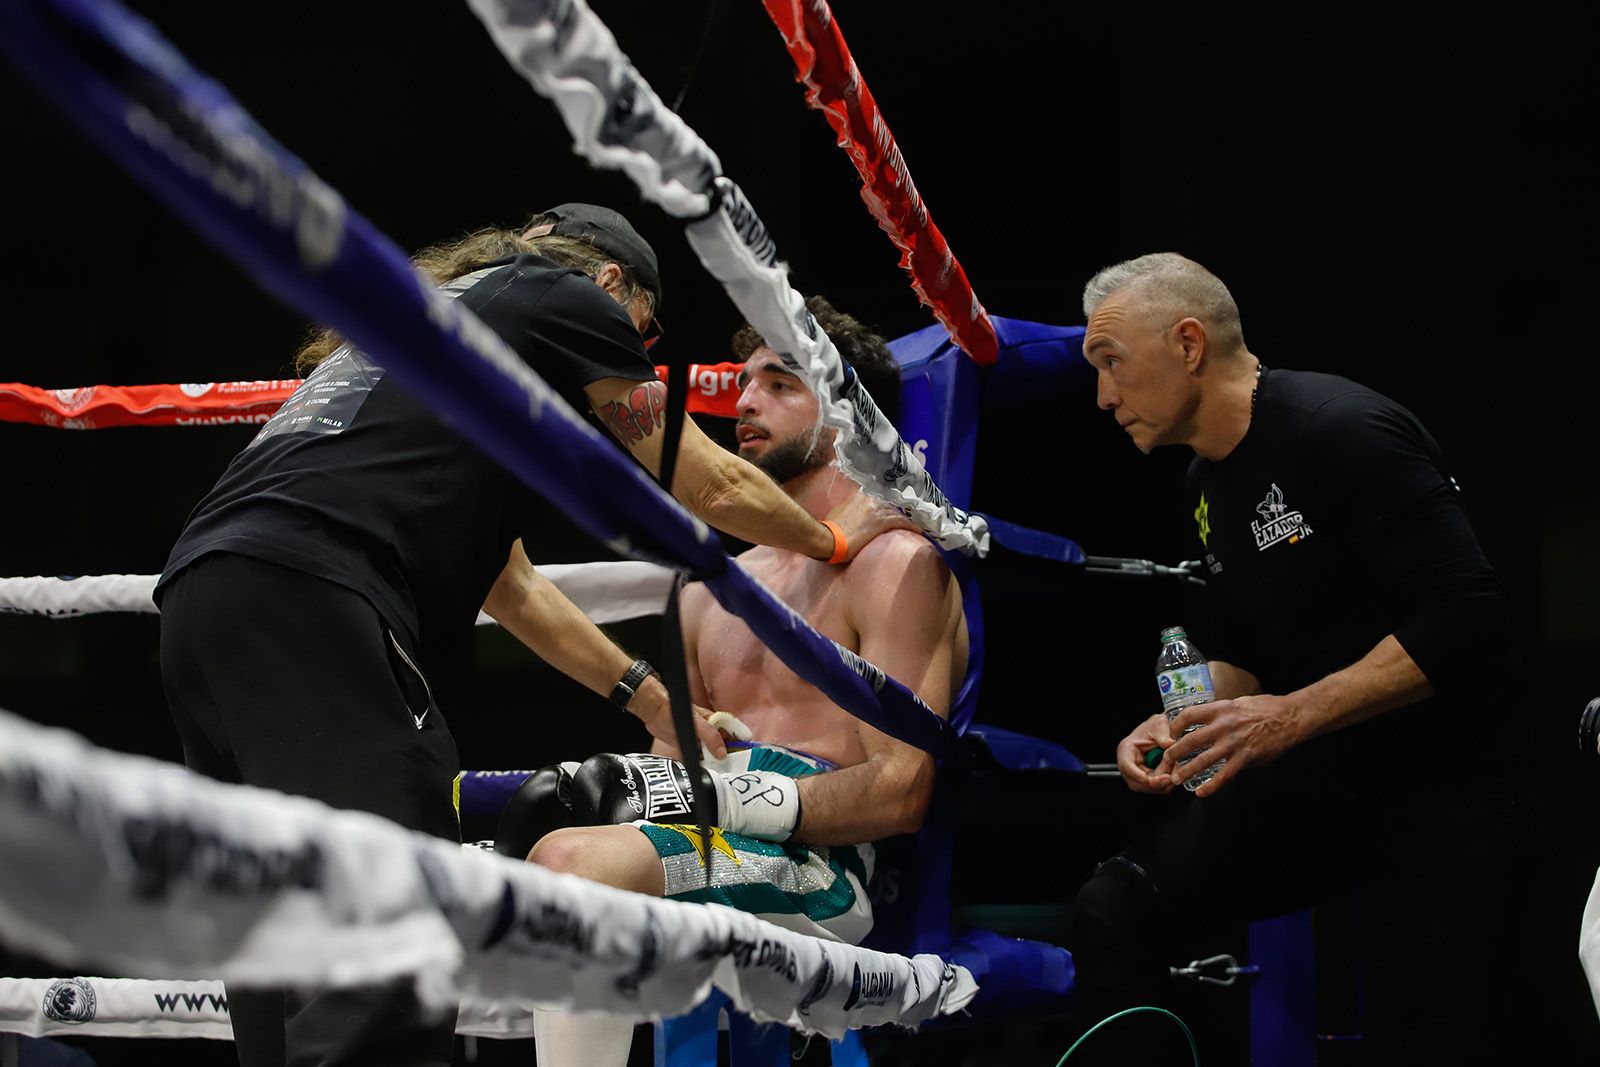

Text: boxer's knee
xmin=528 ymin=825 xmax=665 ymax=896
xmin=527 ymin=825 xmax=602 ymax=872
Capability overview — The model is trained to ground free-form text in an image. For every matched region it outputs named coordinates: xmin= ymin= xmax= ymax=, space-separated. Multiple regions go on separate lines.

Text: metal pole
xmin=1082 ymin=556 xmax=1207 ymax=587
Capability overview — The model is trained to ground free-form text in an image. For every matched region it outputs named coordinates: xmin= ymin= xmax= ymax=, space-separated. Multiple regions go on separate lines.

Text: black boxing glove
xmin=492 ymin=761 xmax=581 ymax=860
xmin=570 ymin=752 xmax=802 ymax=842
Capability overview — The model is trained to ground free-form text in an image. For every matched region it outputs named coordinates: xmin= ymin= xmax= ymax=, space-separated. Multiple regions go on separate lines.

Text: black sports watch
xmin=609 ymin=658 xmax=654 ymax=709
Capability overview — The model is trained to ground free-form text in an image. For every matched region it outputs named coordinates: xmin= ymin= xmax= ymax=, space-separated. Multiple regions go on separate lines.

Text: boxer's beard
xmin=754 ymin=434 xmax=827 ymax=485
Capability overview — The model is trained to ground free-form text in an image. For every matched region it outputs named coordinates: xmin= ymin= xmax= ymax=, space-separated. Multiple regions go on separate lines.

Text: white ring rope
xmin=0 ymin=975 xmax=545 ymax=1041
xmin=1583 ymin=867 xmax=1600 ymax=1017
xmin=465 ymin=0 xmax=989 ymax=555
xmin=0 ymin=561 xmax=674 ymax=626
xmin=0 ymin=707 xmax=977 ymax=1038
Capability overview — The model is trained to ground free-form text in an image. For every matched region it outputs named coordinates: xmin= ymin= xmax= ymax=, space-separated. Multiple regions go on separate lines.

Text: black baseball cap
xmin=525 ymin=203 xmax=663 ymax=338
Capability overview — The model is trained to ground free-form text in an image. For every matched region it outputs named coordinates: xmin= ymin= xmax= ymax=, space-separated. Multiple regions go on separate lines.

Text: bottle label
xmin=1158 ymin=664 xmax=1214 ymax=715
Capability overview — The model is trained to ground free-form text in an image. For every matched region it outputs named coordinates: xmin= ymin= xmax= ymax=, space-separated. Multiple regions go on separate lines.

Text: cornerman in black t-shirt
xmin=1065 ymin=253 xmax=1533 ymax=1065
xmin=154 ymin=204 xmax=908 ymax=1067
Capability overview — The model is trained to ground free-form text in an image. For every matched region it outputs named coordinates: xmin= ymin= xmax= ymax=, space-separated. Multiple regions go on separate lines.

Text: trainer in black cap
xmin=523 ymin=203 xmax=663 ymax=340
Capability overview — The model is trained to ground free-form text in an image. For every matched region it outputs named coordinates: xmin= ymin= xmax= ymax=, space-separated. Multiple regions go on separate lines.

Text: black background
xmin=2 ymin=0 xmax=1596 ymax=1063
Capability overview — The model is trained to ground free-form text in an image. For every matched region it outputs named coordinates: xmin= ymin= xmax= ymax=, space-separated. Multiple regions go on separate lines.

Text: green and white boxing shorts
xmin=634 ymin=742 xmax=874 ymax=945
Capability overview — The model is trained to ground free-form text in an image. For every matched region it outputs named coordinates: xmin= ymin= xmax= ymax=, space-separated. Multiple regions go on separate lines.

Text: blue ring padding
xmin=456 ymin=770 xmax=538 ymax=828
xmin=0 ymin=0 xmax=956 ymax=759
xmin=978 ymin=514 xmax=1086 ymax=565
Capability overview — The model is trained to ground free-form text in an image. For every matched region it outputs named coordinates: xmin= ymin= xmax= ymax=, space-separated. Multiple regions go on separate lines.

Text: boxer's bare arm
xmin=787 ymin=535 xmax=963 ymax=845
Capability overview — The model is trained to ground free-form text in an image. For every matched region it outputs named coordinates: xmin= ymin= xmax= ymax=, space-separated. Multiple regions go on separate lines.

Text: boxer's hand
xmin=571 ymin=752 xmax=801 ymax=841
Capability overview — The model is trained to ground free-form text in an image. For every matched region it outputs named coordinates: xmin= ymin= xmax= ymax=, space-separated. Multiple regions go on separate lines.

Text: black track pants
xmin=1068 ymin=754 xmax=1530 ymax=1066
xmin=159 ymin=553 xmax=461 ymax=1067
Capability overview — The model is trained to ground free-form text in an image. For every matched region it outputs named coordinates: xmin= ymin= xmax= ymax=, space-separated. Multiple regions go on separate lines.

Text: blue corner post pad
xmin=944 ymin=927 xmax=1075 ymax=1017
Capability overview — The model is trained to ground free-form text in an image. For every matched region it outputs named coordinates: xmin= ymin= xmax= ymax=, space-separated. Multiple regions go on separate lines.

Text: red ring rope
xmin=762 ymin=0 xmax=998 ymax=366
xmin=0 ymin=364 xmax=745 ymax=428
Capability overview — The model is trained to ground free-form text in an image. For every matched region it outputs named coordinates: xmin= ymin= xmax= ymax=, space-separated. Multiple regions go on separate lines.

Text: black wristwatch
xmin=609 ymin=659 xmax=654 ymax=709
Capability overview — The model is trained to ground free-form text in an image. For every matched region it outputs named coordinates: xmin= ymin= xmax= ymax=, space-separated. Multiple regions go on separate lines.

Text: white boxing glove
xmin=571 ymin=753 xmax=802 ymax=842
xmin=704 ymin=767 xmax=802 ymax=842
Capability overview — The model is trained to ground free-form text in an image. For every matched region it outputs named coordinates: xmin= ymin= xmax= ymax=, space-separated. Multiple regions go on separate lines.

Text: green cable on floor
xmin=1054 ymin=1006 xmax=1200 ymax=1066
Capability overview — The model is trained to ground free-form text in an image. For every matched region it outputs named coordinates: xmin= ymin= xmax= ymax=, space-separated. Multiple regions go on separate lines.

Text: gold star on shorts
xmin=1194 ymin=493 xmax=1211 ymax=548
xmin=658 ymin=824 xmax=742 ymax=868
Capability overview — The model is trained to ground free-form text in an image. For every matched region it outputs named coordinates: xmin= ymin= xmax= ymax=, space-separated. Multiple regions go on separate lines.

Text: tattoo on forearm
xmin=600 ymin=381 xmax=667 ymax=443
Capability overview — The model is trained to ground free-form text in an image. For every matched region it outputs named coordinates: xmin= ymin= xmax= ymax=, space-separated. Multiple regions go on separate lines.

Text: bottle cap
xmin=1159 ymin=626 xmax=1187 ymax=643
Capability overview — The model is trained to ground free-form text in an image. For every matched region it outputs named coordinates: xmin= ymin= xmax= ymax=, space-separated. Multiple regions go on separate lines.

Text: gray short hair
xmin=1082 ymin=253 xmax=1245 ymax=355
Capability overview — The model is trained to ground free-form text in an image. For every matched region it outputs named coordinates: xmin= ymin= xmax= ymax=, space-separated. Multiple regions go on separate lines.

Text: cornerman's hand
xmin=823 ymin=493 xmax=915 ymax=562
xmin=625 ymin=680 xmax=728 ymax=759
xmin=1163 ymin=693 xmax=1303 ymax=797
xmin=1116 ymin=711 xmax=1178 ymax=794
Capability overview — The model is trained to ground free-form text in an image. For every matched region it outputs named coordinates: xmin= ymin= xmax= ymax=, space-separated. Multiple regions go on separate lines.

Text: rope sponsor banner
xmin=0 ymin=974 xmax=709 ymax=1040
xmin=0 ymin=365 xmax=742 ymax=428
xmin=0 ymin=380 xmax=297 ymax=429
xmin=760 ymin=0 xmax=997 ymax=368
xmin=1 ymin=977 xmax=235 ymax=1040
xmin=465 ymin=0 xmax=988 ymax=556
xmin=0 ymin=562 xmax=675 ymax=626
xmin=0 ymin=709 xmax=976 ymax=1036
xmin=674 ymin=361 xmax=742 ymax=418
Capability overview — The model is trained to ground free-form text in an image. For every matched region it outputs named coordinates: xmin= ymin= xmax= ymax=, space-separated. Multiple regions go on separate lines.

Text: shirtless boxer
xmin=507 ymin=297 xmax=967 ymax=1064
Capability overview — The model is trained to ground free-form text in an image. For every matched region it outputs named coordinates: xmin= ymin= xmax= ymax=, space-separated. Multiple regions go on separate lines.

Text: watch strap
xmin=609 ymin=658 xmax=654 ymax=709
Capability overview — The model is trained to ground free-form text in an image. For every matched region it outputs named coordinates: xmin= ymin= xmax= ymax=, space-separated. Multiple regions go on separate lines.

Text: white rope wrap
xmin=0 ymin=562 xmax=674 ymax=626
xmin=463 ymin=0 xmax=988 ymax=555
xmin=0 ymin=708 xmax=977 ymax=1037
xmin=683 ymin=184 xmax=989 ymax=554
xmin=0 ymin=574 xmax=161 ymax=618
xmin=462 ymin=0 xmax=718 ymax=219
xmin=533 ymin=560 xmax=674 ymax=624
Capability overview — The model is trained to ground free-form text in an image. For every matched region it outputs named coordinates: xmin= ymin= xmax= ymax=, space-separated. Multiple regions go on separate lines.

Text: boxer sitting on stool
xmin=498 ymin=298 xmax=967 ymax=1065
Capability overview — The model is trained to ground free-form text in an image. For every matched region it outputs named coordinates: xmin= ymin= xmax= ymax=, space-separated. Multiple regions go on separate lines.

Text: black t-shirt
xmin=156 ymin=254 xmax=657 ymax=676
xmin=1186 ymin=368 xmax=1519 ymax=769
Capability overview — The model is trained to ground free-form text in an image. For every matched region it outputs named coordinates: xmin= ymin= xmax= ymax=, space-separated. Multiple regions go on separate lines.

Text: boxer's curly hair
xmin=730 ymin=295 xmax=901 ymax=427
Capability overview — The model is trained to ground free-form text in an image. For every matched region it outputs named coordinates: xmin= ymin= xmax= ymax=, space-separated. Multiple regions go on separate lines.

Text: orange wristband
xmin=821 ymin=520 xmax=848 ymax=564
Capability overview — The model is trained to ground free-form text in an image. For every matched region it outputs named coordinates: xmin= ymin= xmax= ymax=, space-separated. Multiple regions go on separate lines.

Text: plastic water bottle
xmin=1155 ymin=626 xmax=1225 ymax=791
